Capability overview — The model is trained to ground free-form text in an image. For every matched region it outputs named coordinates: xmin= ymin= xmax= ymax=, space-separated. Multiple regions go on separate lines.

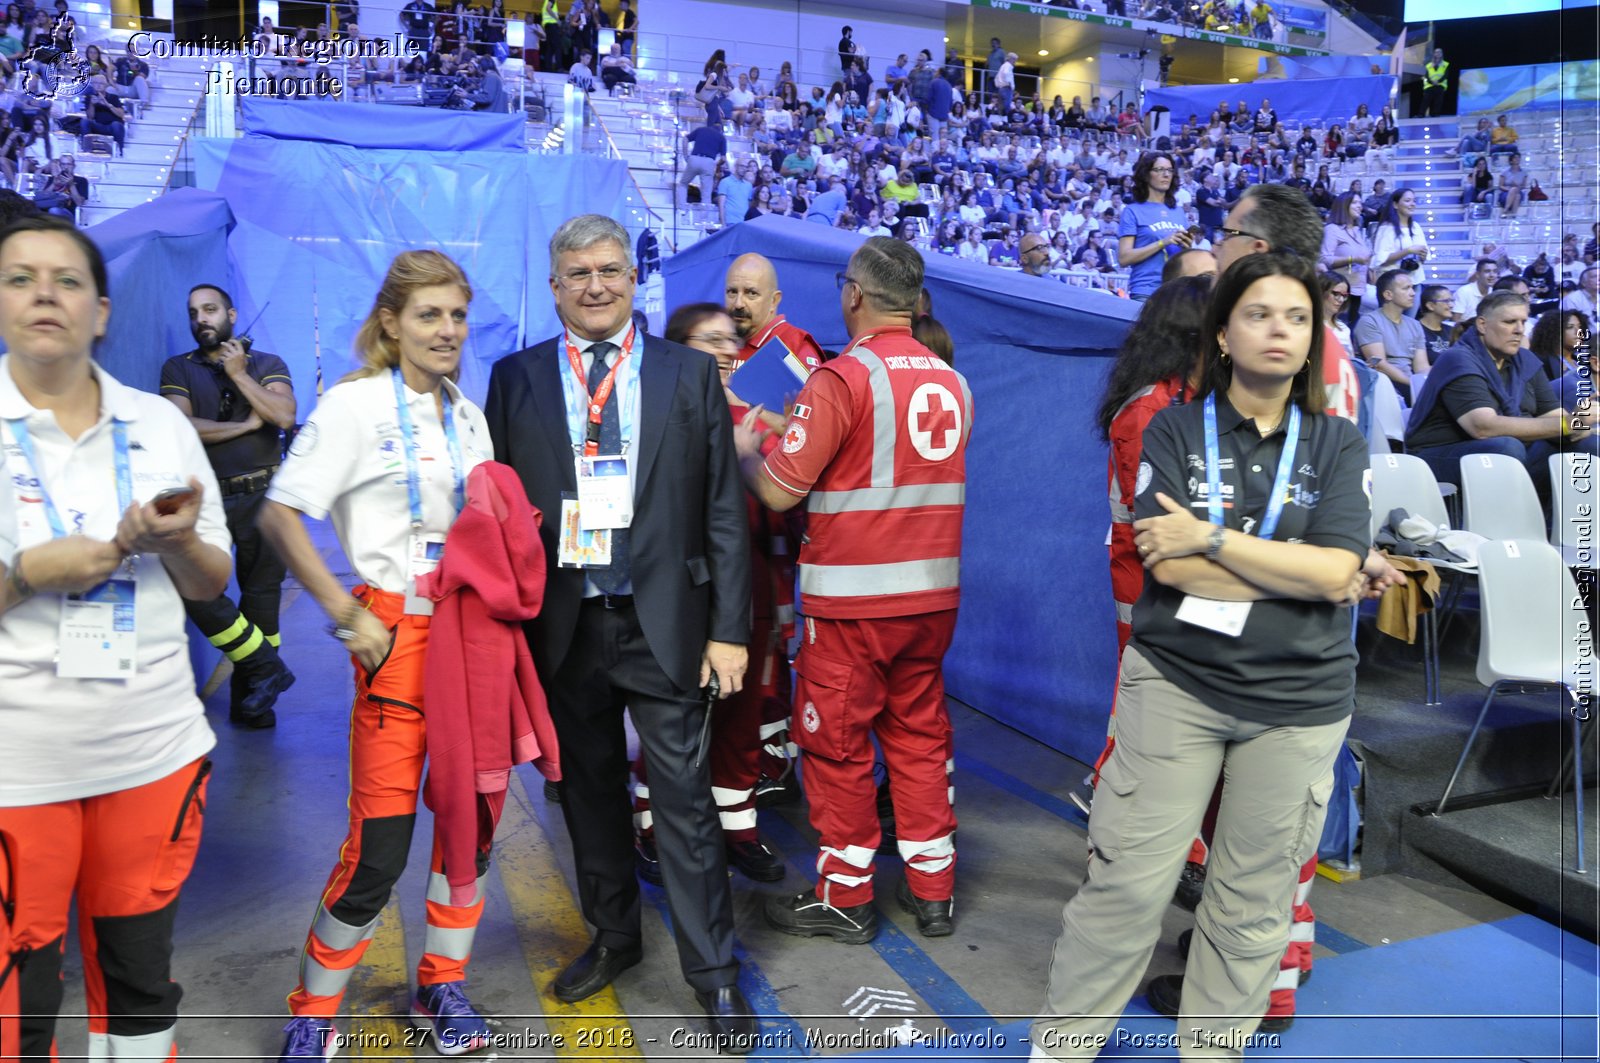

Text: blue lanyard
xmin=1203 ymin=393 xmax=1301 ymax=541
xmin=6 ymin=416 xmax=133 ymax=539
xmin=391 ymin=369 xmax=464 ymax=530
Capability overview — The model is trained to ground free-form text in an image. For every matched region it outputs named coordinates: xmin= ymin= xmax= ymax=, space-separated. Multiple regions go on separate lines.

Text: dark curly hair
xmin=1094 ymin=274 xmax=1211 ymax=441
xmin=1130 ymin=151 xmax=1177 ymax=209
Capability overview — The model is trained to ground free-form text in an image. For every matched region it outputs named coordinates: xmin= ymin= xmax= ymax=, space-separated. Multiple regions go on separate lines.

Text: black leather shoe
xmin=229 ymin=705 xmax=277 ymax=729
xmin=1259 ymin=1014 xmax=1295 ymax=1033
xmin=1173 ymin=860 xmax=1206 ymax=911
xmin=895 ymin=877 xmax=953 ymax=937
xmin=238 ymin=659 xmax=295 ymax=719
xmin=635 ymin=836 xmax=663 ymax=886
xmin=764 ymin=888 xmax=878 ymax=944
xmin=551 ymin=940 xmax=642 ymax=1003
xmin=726 ymin=838 xmax=784 ymax=882
xmin=695 ymin=985 xmax=758 ymax=1055
xmin=1146 ymin=973 xmax=1183 ymax=1019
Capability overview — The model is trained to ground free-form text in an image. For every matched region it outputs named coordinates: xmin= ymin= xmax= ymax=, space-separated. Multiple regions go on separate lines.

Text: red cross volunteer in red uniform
xmin=726 ymin=253 xmax=826 ymax=374
xmin=734 ymin=237 xmax=973 ymax=944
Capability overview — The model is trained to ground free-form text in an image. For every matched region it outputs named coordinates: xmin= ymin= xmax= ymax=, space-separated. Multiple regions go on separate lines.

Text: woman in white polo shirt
xmin=258 ymin=250 xmax=496 ymax=1062
xmin=0 ymin=215 xmax=232 ymax=1059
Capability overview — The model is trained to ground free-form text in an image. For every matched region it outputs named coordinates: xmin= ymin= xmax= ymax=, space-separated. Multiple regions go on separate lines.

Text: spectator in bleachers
xmin=1370 ymin=189 xmax=1429 ymax=293
xmin=1086 ymin=96 xmax=1112 ymax=133
xmin=1497 ymin=153 xmax=1529 ymax=218
xmin=566 ymin=48 xmax=595 ymax=92
xmin=1323 ymin=123 xmax=1345 ymax=161
xmin=31 ymin=153 xmax=83 ymax=218
xmin=1450 ymin=116 xmax=1492 ymax=160
xmin=1531 ymin=307 xmax=1593 ymax=396
xmin=1321 ymin=271 xmax=1353 ymax=350
xmin=80 ymin=43 xmax=108 ymax=81
xmin=400 ymin=0 xmax=434 ymax=54
xmin=1524 ymin=252 xmax=1559 ymax=306
xmin=1462 ymin=157 xmax=1494 ymax=209
xmin=81 ymin=75 xmax=126 ymax=157
xmin=745 ymin=184 xmax=773 ymax=222
xmin=957 ymin=223 xmax=986 ymax=263
xmin=1355 ymin=269 xmax=1428 ymax=401
xmin=1453 ymin=257 xmax=1499 ymax=322
xmin=1119 ymin=151 xmax=1191 ymax=301
xmin=678 ymin=116 xmax=725 ymax=209
xmin=1359 ymin=177 xmax=1388 ymax=224
xmin=989 ymin=227 xmax=1021 ymax=266
xmin=779 ymin=141 xmax=817 ymax=182
xmin=1559 ymin=243 xmax=1585 ymax=286
xmin=1417 ymin=285 xmax=1456 ymax=361
xmin=1320 ymin=191 xmax=1371 ymax=318
xmin=600 ymin=44 xmax=635 ymax=94
xmin=0 ymin=5 xmax=24 ymax=61
xmin=1489 ymin=113 xmax=1519 ymax=157
xmin=113 ymin=39 xmax=152 ymax=108
xmin=995 ymin=51 xmax=1016 ymax=114
xmin=1565 ymin=266 xmax=1600 ymax=318
xmin=857 ymin=206 xmax=891 ymax=237
xmin=1408 ymin=290 xmax=1597 ymax=499
xmin=716 ymin=159 xmax=753 ymax=229
xmin=1373 ymin=105 xmax=1399 ymax=150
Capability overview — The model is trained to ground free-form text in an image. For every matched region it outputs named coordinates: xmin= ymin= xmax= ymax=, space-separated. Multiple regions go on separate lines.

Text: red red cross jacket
xmin=418 ymin=461 xmax=560 ymax=905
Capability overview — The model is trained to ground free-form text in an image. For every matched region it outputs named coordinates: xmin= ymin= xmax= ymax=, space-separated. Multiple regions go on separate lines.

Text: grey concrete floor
xmin=42 ymin=530 xmax=1520 ymax=1061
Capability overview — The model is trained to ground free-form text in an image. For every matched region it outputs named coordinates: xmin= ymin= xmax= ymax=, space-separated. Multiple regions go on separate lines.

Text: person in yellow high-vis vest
xmin=1423 ymin=48 xmax=1450 ymax=117
xmin=539 ymin=0 xmax=561 ymax=71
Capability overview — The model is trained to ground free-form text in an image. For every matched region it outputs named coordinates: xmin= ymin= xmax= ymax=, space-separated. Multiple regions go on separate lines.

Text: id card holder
xmin=558 ymin=492 xmax=611 ymax=568
xmin=404 ymin=532 xmax=447 ymax=615
xmin=57 ymin=577 xmax=137 ymax=679
xmin=576 ymin=453 xmax=632 ymax=530
xmin=1175 ymin=595 xmax=1251 ymax=638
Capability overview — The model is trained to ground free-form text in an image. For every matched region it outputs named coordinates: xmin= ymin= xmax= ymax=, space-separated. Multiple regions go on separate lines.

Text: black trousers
xmin=181 ymin=486 xmax=286 ymax=688
xmin=1422 ymin=85 xmax=1447 ymax=117
xmin=541 ymin=598 xmax=738 ymax=993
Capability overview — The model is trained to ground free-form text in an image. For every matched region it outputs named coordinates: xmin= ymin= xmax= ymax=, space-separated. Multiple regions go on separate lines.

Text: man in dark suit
xmin=484 ymin=214 xmax=757 ymax=1052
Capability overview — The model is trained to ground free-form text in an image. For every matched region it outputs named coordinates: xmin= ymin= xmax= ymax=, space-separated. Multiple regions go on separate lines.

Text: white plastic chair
xmin=1550 ymin=452 xmax=1599 ymax=568
xmin=1460 ymin=452 xmax=1546 ymax=542
xmin=1370 ymin=453 xmax=1476 ymax=705
xmin=1435 ymin=539 xmax=1593 ymax=872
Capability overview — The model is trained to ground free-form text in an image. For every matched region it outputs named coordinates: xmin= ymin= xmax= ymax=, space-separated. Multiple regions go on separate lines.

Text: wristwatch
xmin=1205 ymin=527 xmax=1226 ymax=562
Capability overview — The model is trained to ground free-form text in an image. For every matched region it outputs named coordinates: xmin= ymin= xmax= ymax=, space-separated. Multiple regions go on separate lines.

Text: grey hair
xmin=548 ymin=214 xmax=633 ymax=278
xmin=851 ymin=236 xmax=923 ymax=313
xmin=1476 ymin=290 xmax=1530 ymax=323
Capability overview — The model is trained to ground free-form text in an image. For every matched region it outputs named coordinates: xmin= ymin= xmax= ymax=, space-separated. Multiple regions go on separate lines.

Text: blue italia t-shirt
xmin=1119 ymin=200 xmax=1189 ymax=297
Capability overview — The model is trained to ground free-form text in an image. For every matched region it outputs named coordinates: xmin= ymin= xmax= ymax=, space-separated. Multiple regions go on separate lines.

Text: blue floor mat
xmin=832 ymin=916 xmax=1598 ymax=1061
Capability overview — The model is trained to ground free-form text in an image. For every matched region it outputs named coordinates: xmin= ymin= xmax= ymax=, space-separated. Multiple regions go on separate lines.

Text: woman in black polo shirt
xmin=1033 ymin=251 xmax=1381 ymax=1058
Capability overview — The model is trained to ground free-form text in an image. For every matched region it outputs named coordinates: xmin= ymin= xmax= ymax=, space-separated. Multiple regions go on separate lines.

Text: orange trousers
xmin=287 ymin=587 xmax=503 ymax=1019
xmin=0 ymin=758 xmax=210 ymax=1061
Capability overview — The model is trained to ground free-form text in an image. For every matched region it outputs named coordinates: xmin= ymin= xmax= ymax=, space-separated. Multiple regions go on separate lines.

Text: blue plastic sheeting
xmin=1144 ymin=75 xmax=1395 ymax=127
xmin=664 ymin=216 xmax=1137 ymax=762
xmin=240 ymin=97 xmax=527 ymax=153
xmin=83 ymin=188 xmax=235 ymax=392
xmin=191 ymin=136 xmax=629 ymax=408
xmin=1257 ymin=53 xmax=1390 ymax=79
xmin=1458 ymin=59 xmax=1600 ymax=113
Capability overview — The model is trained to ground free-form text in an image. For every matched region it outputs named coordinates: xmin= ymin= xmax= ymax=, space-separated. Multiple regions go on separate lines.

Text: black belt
xmin=583 ymin=593 xmax=634 ymax=610
xmin=218 ymin=465 xmax=278 ymax=497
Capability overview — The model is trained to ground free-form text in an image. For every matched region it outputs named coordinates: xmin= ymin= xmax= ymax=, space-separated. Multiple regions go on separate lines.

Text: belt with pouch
xmin=218 ymin=465 xmax=279 ymax=497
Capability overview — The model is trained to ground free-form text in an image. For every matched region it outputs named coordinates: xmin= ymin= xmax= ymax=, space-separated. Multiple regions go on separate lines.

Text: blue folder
xmin=728 ymin=335 xmax=812 ymax=411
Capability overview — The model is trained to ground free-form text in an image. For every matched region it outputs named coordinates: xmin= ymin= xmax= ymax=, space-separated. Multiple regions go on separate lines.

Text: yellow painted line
xmin=343 ymin=897 xmax=413 ymax=1059
xmin=496 ymin=770 xmax=645 ymax=1060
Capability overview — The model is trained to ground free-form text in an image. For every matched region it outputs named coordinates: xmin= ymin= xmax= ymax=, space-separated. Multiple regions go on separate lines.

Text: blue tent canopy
xmin=665 ymin=216 xmax=1137 ymax=762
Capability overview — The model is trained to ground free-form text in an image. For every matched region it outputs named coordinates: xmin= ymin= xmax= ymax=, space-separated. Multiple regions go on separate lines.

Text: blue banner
xmin=240 ymin=97 xmax=527 ymax=153
xmin=1141 ymin=75 xmax=1394 ymax=129
xmin=1458 ymin=60 xmax=1600 ymax=113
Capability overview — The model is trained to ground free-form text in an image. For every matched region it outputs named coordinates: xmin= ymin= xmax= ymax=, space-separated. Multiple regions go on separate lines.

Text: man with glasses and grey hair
xmin=485 ymin=214 xmax=757 ymax=1051
xmin=733 ymin=237 xmax=973 ymax=944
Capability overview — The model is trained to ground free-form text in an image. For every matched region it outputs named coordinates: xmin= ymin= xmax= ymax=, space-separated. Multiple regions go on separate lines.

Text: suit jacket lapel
xmin=634 ymin=337 xmax=677 ymax=503
xmin=527 ymin=343 xmax=577 ymax=492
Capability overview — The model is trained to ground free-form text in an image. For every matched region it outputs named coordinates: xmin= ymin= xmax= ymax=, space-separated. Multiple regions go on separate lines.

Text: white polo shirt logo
xmin=907 ymin=383 xmax=961 ymax=461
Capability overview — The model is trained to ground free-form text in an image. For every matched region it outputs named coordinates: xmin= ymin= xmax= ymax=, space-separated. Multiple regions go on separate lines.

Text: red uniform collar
xmin=738 ymin=314 xmax=791 ymax=362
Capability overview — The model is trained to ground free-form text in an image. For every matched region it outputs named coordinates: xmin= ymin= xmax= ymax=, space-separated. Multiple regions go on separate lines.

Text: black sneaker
xmin=238 ymin=659 xmax=295 ymax=719
xmin=635 ymin=836 xmax=663 ymax=886
xmin=895 ymin=877 xmax=953 ymax=937
xmin=544 ymin=779 xmax=563 ymax=804
xmin=1173 ymin=861 xmax=1206 ymax=911
xmin=1259 ymin=1014 xmax=1295 ymax=1033
xmin=726 ymin=838 xmax=784 ymax=882
xmin=764 ymin=888 xmax=878 ymax=944
xmin=1146 ymin=973 xmax=1183 ymax=1019
xmin=755 ymin=773 xmax=799 ymax=808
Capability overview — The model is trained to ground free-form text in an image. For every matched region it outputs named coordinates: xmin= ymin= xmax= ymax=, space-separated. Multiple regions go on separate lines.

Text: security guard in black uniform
xmin=159 ymin=283 xmax=297 ymax=726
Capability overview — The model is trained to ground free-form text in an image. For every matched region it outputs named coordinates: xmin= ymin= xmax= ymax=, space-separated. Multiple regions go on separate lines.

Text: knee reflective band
xmin=633 ymin=783 xmax=652 ymax=833
xmin=422 ymin=872 xmax=484 ymax=963
xmin=86 ymin=1026 xmax=175 ymax=1061
xmin=817 ymin=844 xmax=875 ymax=904
xmin=206 ymin=613 xmax=267 ymax=662
xmin=712 ymin=786 xmax=757 ymax=832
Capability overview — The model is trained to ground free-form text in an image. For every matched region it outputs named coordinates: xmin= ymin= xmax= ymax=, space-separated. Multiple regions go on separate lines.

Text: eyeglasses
xmin=1219 ymin=226 xmax=1269 ymax=244
xmin=556 ymin=265 xmax=631 ymax=291
xmin=688 ymin=331 xmax=740 ymax=351
xmin=835 ymin=271 xmax=858 ymax=290
xmin=1149 ymin=166 xmax=1174 ymax=174
xmin=1328 ymin=291 xmax=1350 ymax=302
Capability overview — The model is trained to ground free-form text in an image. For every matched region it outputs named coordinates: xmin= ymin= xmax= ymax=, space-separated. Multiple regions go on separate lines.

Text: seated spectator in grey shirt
xmin=1354 ymin=268 xmax=1430 ymax=401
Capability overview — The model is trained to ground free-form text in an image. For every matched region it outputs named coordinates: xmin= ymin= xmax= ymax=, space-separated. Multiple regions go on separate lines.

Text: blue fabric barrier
xmin=665 ymin=216 xmax=1137 ymax=763
xmin=240 ymin=97 xmax=527 ymax=152
xmin=1143 ymin=75 xmax=1395 ymax=128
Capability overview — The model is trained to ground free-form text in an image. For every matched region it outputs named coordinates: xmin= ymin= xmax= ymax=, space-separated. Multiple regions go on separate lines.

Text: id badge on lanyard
xmin=5 ymin=416 xmax=140 ymax=678
xmin=559 ymin=329 xmax=635 ymax=562
xmin=1176 ymin=395 xmax=1301 ymax=638
xmin=392 ymin=370 xmax=464 ymax=615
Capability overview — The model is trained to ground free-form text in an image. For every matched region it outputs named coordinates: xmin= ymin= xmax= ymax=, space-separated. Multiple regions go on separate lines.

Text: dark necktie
xmin=585 ymin=341 xmax=629 ymax=592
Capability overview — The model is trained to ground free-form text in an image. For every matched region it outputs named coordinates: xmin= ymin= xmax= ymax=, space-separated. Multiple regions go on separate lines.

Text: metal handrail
xmin=584 ymin=88 xmax=672 ymax=247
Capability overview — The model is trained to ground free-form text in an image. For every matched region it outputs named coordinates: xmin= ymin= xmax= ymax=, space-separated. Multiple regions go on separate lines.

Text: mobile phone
xmin=152 ymin=486 xmax=197 ymax=515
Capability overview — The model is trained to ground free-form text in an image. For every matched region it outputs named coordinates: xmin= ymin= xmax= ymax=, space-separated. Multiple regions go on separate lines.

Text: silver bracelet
xmin=6 ymin=549 xmax=35 ymax=601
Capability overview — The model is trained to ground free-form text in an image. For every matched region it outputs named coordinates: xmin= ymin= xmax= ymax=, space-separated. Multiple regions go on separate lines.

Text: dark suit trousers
xmin=545 ymin=598 xmax=738 ymax=993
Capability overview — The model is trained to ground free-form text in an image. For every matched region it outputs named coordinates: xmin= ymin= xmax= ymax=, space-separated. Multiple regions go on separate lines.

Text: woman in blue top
xmin=1118 ymin=151 xmax=1193 ymax=300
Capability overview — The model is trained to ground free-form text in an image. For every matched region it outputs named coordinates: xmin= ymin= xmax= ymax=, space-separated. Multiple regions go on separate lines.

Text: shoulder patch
xmin=782 ymin=423 xmax=807 ymax=454
xmin=1135 ymin=461 xmax=1153 ymax=496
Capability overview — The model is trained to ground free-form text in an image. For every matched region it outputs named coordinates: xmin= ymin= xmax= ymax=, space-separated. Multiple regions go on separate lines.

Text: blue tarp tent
xmin=664 ymin=216 xmax=1137 ymax=763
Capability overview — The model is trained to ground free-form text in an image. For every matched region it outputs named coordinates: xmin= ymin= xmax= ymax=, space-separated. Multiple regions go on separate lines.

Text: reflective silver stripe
xmin=848 ymin=345 xmax=899 ymax=488
xmin=1115 ymin=600 xmax=1134 ymax=624
xmin=719 ymin=807 xmax=759 ymax=831
xmin=809 ymin=482 xmax=966 ymax=514
xmin=1109 ymin=498 xmax=1134 ymax=523
xmin=299 ymin=953 xmax=358 ymax=998
xmin=311 ymin=905 xmax=379 ymax=952
xmin=426 ymin=871 xmax=485 ymax=907
xmin=800 ymin=556 xmax=959 ymax=598
xmin=758 ymin=720 xmax=788 ymax=740
xmin=422 ymin=922 xmax=478 ymax=962
xmin=712 ymin=785 xmax=754 ymax=807
xmin=105 ymin=1028 xmax=176 ymax=1061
